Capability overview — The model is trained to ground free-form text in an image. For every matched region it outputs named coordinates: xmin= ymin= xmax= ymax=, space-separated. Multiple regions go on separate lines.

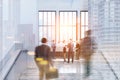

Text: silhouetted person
xmin=51 ymin=40 xmax=56 ymax=59
xmin=78 ymin=39 xmax=83 ymax=59
xmin=35 ymin=37 xmax=53 ymax=80
xmin=63 ymin=40 xmax=67 ymax=62
xmin=75 ymin=42 xmax=80 ymax=60
xmin=67 ymin=39 xmax=74 ymax=63
xmin=81 ymin=30 xmax=96 ymax=78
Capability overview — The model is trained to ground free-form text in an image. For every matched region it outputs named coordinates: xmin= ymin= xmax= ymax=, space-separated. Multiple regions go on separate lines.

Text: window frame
xmin=38 ymin=10 xmax=56 ymax=44
xmin=59 ymin=10 xmax=78 ymax=42
xmin=80 ymin=10 xmax=88 ymax=39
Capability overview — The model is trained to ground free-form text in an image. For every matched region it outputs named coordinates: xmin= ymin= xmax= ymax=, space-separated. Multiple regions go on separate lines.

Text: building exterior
xmin=89 ymin=0 xmax=120 ymax=51
xmin=88 ymin=0 xmax=120 ymax=79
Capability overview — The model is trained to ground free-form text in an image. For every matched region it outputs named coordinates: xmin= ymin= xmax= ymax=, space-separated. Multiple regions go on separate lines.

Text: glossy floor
xmin=5 ymin=51 xmax=117 ymax=80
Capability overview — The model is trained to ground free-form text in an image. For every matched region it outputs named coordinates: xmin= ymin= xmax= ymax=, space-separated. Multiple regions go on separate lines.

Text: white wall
xmin=20 ymin=0 xmax=37 ymax=49
xmin=38 ymin=0 xmax=88 ymax=10
xmin=0 ymin=0 xmax=22 ymax=79
xmin=1 ymin=0 xmax=20 ymax=59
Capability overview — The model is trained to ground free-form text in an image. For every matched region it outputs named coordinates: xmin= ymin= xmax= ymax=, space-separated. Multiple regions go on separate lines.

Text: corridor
xmin=5 ymin=50 xmax=118 ymax=80
xmin=1 ymin=0 xmax=120 ymax=80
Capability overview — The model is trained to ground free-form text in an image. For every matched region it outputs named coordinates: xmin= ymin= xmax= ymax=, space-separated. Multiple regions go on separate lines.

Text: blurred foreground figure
xmin=35 ymin=37 xmax=53 ymax=80
xmin=81 ymin=30 xmax=96 ymax=78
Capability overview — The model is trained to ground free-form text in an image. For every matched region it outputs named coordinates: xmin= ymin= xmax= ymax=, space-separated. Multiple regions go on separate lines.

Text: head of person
xmin=52 ymin=40 xmax=54 ymax=42
xmin=41 ymin=37 xmax=47 ymax=43
xmin=86 ymin=29 xmax=91 ymax=37
xmin=63 ymin=40 xmax=65 ymax=43
xmin=69 ymin=39 xmax=72 ymax=42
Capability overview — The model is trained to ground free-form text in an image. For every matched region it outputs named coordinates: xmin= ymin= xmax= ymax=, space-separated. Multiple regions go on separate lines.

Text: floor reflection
xmin=5 ymin=51 xmax=117 ymax=80
xmin=19 ymin=57 xmax=102 ymax=80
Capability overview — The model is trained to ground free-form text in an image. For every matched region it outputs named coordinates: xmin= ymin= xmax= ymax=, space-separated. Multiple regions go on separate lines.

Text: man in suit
xmin=67 ymin=39 xmax=74 ymax=63
xmin=35 ymin=37 xmax=53 ymax=80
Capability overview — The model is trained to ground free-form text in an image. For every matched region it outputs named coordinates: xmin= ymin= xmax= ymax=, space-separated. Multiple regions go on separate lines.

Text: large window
xmin=59 ymin=11 xmax=77 ymax=42
xmin=80 ymin=11 xmax=88 ymax=39
xmin=38 ymin=11 xmax=77 ymax=44
xmin=38 ymin=11 xmax=56 ymax=44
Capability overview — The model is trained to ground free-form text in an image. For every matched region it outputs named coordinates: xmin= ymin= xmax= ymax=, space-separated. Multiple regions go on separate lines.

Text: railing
xmin=99 ymin=50 xmax=119 ymax=80
xmin=0 ymin=44 xmax=14 ymax=71
xmin=4 ymin=50 xmax=29 ymax=80
xmin=0 ymin=43 xmax=23 ymax=80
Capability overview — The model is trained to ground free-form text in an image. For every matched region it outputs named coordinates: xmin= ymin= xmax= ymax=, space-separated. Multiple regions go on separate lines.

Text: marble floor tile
xmin=5 ymin=52 xmax=119 ymax=80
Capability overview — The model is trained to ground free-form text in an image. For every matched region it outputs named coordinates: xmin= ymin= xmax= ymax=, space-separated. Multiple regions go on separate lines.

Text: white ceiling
xmin=38 ymin=0 xmax=88 ymax=10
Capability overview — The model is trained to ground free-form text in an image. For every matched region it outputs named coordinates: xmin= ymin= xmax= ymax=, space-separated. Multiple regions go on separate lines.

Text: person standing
xmin=81 ymin=30 xmax=96 ymax=78
xmin=35 ymin=37 xmax=53 ymax=80
xmin=67 ymin=39 xmax=74 ymax=63
xmin=75 ymin=42 xmax=80 ymax=60
xmin=63 ymin=40 xmax=67 ymax=62
xmin=51 ymin=40 xmax=56 ymax=59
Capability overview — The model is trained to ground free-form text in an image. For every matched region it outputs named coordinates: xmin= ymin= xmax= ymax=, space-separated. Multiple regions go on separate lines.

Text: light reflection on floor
xmin=5 ymin=51 xmax=117 ymax=80
xmin=19 ymin=57 xmax=102 ymax=80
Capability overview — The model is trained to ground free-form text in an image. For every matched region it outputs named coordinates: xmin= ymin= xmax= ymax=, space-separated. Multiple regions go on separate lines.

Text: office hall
xmin=0 ymin=0 xmax=120 ymax=80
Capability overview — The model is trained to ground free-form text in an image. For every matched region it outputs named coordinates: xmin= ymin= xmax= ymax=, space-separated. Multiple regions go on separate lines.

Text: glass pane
xmin=47 ymin=26 xmax=55 ymax=42
xmin=39 ymin=12 xmax=43 ymax=25
xmin=44 ymin=12 xmax=47 ymax=25
xmin=47 ymin=26 xmax=52 ymax=42
xmin=73 ymin=26 xmax=76 ymax=42
xmin=64 ymin=12 xmax=68 ymax=25
xmin=86 ymin=12 xmax=88 ymax=25
xmin=39 ymin=27 xmax=43 ymax=41
xmin=60 ymin=11 xmax=77 ymax=42
xmin=60 ymin=27 xmax=64 ymax=40
xmin=81 ymin=12 xmax=85 ymax=25
xmin=60 ymin=26 xmax=76 ymax=42
xmin=80 ymin=11 xmax=88 ymax=39
xmin=69 ymin=12 xmax=73 ymax=25
xmin=68 ymin=27 xmax=73 ymax=39
xmin=48 ymin=12 xmax=51 ymax=25
xmin=52 ymin=12 xmax=55 ymax=25
xmin=73 ymin=12 xmax=76 ymax=25
xmin=85 ymin=26 xmax=89 ymax=31
xmin=38 ymin=11 xmax=56 ymax=45
xmin=81 ymin=27 xmax=85 ymax=38
xmin=60 ymin=12 xmax=64 ymax=25
xmin=51 ymin=26 xmax=56 ymax=40
xmin=42 ymin=26 xmax=48 ymax=38
xmin=60 ymin=26 xmax=67 ymax=41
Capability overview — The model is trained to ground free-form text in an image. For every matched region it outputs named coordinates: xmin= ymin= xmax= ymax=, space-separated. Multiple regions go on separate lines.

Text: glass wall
xmin=0 ymin=0 xmax=21 ymax=79
xmin=38 ymin=11 xmax=78 ymax=44
xmin=88 ymin=0 xmax=120 ymax=79
xmin=38 ymin=11 xmax=56 ymax=44
xmin=59 ymin=11 xmax=77 ymax=42
xmin=80 ymin=11 xmax=88 ymax=39
xmin=38 ymin=11 xmax=89 ymax=44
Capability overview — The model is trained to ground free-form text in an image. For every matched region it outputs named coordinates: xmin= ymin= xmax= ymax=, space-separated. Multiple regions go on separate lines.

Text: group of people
xmin=63 ymin=39 xmax=74 ymax=63
xmin=34 ymin=29 xmax=96 ymax=80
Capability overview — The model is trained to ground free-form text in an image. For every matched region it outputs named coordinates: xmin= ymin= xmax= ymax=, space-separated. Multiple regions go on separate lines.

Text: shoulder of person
xmin=83 ymin=37 xmax=90 ymax=41
xmin=35 ymin=45 xmax=40 ymax=48
xmin=45 ymin=45 xmax=51 ymax=49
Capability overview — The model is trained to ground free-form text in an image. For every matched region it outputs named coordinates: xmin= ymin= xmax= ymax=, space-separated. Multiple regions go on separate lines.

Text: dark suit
xmin=35 ymin=44 xmax=51 ymax=60
xmin=35 ymin=44 xmax=52 ymax=80
xmin=67 ymin=42 xmax=74 ymax=63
